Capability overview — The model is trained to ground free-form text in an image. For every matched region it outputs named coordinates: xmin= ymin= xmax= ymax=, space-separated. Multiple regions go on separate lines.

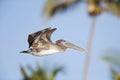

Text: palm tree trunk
xmin=83 ymin=16 xmax=96 ymax=80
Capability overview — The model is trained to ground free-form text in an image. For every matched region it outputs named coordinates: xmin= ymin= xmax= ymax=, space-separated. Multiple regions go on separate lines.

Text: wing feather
xmin=46 ymin=28 xmax=57 ymax=43
xmin=28 ymin=28 xmax=51 ymax=48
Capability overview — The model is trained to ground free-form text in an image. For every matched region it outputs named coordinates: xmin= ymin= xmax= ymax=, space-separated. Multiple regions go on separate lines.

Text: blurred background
xmin=0 ymin=0 xmax=120 ymax=80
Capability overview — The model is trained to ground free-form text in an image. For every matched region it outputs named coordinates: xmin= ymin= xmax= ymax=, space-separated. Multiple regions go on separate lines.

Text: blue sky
xmin=0 ymin=0 xmax=120 ymax=80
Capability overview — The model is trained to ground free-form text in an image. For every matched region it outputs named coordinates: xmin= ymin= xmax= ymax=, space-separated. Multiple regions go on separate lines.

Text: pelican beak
xmin=20 ymin=50 xmax=30 ymax=53
xmin=63 ymin=41 xmax=87 ymax=52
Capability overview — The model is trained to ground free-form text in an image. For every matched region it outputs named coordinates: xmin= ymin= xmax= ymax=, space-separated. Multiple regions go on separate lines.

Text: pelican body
xmin=20 ymin=27 xmax=86 ymax=56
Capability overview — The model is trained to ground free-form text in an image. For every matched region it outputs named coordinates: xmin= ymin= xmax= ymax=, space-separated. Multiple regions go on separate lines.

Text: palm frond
xmin=20 ymin=66 xmax=29 ymax=80
xmin=115 ymin=73 xmax=120 ymax=80
xmin=43 ymin=0 xmax=81 ymax=18
xmin=21 ymin=64 xmax=64 ymax=80
xmin=103 ymin=0 xmax=120 ymax=17
xmin=102 ymin=54 xmax=120 ymax=66
xmin=87 ymin=0 xmax=101 ymax=16
xmin=49 ymin=67 xmax=64 ymax=80
xmin=36 ymin=63 xmax=46 ymax=80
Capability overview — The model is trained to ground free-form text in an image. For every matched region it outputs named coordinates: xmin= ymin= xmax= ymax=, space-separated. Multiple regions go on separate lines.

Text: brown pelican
xmin=20 ymin=27 xmax=87 ymax=56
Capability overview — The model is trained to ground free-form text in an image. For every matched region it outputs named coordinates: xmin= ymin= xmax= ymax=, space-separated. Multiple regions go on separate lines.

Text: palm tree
xmin=43 ymin=0 xmax=120 ymax=80
xmin=83 ymin=0 xmax=101 ymax=79
xmin=43 ymin=0 xmax=81 ymax=19
xmin=20 ymin=63 xmax=64 ymax=80
xmin=43 ymin=0 xmax=120 ymax=18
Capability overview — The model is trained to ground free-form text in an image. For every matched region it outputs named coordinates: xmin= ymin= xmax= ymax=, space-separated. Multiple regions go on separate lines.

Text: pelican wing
xmin=28 ymin=31 xmax=41 ymax=48
xmin=46 ymin=28 xmax=57 ymax=43
xmin=28 ymin=28 xmax=51 ymax=48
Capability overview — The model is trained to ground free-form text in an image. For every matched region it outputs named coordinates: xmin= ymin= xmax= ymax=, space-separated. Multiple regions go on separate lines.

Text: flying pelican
xmin=20 ymin=27 xmax=87 ymax=56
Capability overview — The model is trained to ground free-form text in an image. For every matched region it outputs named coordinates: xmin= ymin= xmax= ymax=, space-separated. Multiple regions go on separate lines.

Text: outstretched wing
xmin=46 ymin=28 xmax=57 ymax=43
xmin=28 ymin=27 xmax=51 ymax=48
xmin=34 ymin=28 xmax=57 ymax=45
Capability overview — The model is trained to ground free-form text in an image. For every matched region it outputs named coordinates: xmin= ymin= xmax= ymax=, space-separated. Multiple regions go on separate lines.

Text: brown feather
xmin=27 ymin=27 xmax=56 ymax=48
xmin=28 ymin=28 xmax=51 ymax=48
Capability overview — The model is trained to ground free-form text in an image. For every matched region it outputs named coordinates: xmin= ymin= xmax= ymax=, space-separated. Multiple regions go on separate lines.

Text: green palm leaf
xmin=102 ymin=54 xmax=120 ymax=66
xmin=21 ymin=64 xmax=64 ymax=80
xmin=49 ymin=67 xmax=64 ymax=80
xmin=103 ymin=0 xmax=120 ymax=17
xmin=43 ymin=0 xmax=81 ymax=18
xmin=36 ymin=63 xmax=46 ymax=80
xmin=20 ymin=66 xmax=29 ymax=80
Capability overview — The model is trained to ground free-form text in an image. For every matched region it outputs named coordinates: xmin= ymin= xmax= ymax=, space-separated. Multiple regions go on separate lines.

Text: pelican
xmin=20 ymin=27 xmax=87 ymax=56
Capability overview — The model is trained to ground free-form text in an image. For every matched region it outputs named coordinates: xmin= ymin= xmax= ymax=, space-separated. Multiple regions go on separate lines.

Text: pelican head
xmin=56 ymin=39 xmax=86 ymax=51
